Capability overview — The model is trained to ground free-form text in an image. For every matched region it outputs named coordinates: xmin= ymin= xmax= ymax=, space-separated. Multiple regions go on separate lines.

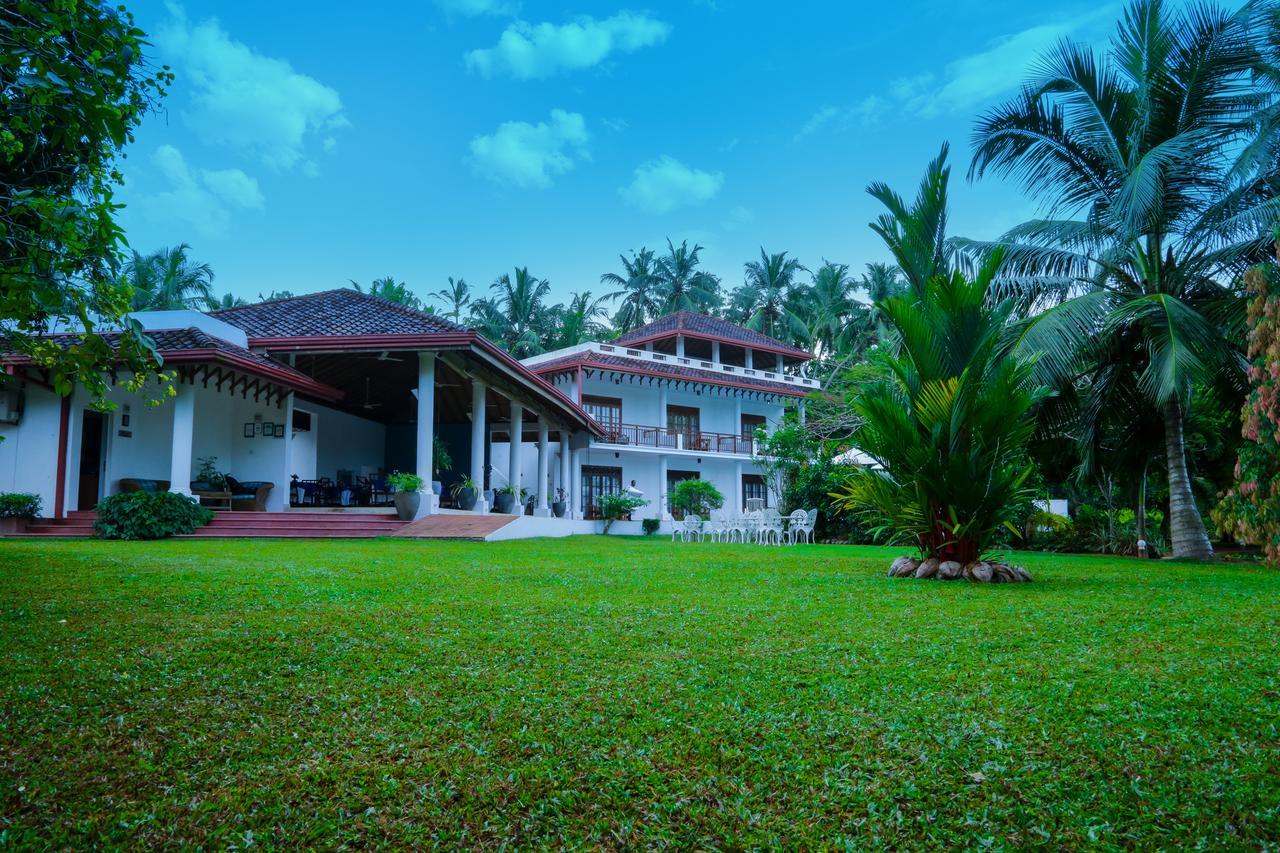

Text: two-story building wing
xmin=518 ymin=312 xmax=818 ymax=520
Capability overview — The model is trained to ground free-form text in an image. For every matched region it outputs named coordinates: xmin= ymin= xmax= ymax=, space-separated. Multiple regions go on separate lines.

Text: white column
xmin=734 ymin=397 xmax=742 ymax=437
xmin=735 ymin=460 xmax=744 ymax=513
xmin=676 ymin=336 xmax=685 ymax=358
xmin=745 ymin=348 xmax=754 ymax=370
xmin=798 ymin=399 xmax=807 ymax=426
xmin=571 ymin=447 xmax=583 ymax=519
xmin=559 ymin=434 xmax=570 ymax=516
xmin=658 ymin=386 xmax=668 ymax=432
xmin=659 ymin=454 xmax=669 ymax=520
xmin=712 ymin=340 xmax=720 ymax=365
xmin=169 ymin=382 xmax=194 ymax=497
xmin=470 ymin=380 xmax=488 ymax=512
xmin=415 ymin=352 xmax=436 ymax=518
xmin=508 ymin=402 xmax=523 ymax=509
xmin=275 ymin=391 xmax=294 ymax=511
xmin=777 ymin=355 xmax=784 ymax=374
xmin=534 ymin=420 xmax=550 ymax=516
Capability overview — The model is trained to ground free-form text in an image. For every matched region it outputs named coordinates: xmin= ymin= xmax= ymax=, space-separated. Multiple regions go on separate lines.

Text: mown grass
xmin=1 ymin=537 xmax=1277 ymax=848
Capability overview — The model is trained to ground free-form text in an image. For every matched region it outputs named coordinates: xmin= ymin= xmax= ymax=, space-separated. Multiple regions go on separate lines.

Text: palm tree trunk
xmin=1163 ymin=400 xmax=1213 ymax=561
xmin=1135 ymin=460 xmax=1148 ymax=546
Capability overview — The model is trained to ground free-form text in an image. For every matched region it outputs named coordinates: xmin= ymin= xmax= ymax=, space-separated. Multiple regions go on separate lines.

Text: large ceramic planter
xmin=494 ymin=492 xmax=516 ymax=514
xmin=552 ymin=501 xmax=566 ymax=518
xmin=393 ymin=490 xmax=421 ymax=521
xmin=456 ymin=487 xmax=479 ymax=511
xmin=0 ymin=518 xmax=29 ymax=536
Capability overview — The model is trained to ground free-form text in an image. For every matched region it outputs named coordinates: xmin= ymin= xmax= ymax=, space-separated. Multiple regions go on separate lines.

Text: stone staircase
xmin=14 ymin=509 xmax=520 ymax=540
xmin=17 ymin=510 xmax=407 ymax=539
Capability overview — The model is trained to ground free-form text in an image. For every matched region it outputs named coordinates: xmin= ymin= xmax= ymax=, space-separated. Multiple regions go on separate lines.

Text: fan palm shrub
xmin=962 ymin=0 xmax=1279 ymax=559
xmin=830 ymin=251 xmax=1047 ymax=564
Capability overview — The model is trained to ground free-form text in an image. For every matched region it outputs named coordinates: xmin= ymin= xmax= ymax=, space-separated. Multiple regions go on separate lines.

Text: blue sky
xmin=117 ymin=0 xmax=1123 ymax=307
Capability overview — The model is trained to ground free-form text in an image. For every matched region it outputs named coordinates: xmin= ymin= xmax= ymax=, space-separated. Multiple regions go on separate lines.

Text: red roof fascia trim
xmin=249 ymin=332 xmax=604 ymax=435
xmin=613 ymin=330 xmax=813 ymax=360
xmin=531 ymin=355 xmax=811 ymax=398
xmin=162 ymin=349 xmax=344 ymax=401
xmin=467 ymin=336 xmax=605 ymax=436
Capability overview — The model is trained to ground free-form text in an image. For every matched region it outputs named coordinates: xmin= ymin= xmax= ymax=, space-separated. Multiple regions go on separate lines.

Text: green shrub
xmin=94 ymin=491 xmax=213 ymax=540
xmin=641 ymin=518 xmax=661 ymax=536
xmin=670 ymin=479 xmax=723 ymax=519
xmin=0 ymin=493 xmax=42 ymax=519
xmin=387 ymin=472 xmax=424 ymax=492
xmin=598 ymin=493 xmax=648 ymax=534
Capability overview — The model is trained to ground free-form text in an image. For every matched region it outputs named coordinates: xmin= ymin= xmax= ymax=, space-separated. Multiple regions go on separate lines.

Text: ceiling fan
xmin=358 ymin=351 xmax=407 ymax=363
xmin=360 ymin=377 xmax=382 ymax=409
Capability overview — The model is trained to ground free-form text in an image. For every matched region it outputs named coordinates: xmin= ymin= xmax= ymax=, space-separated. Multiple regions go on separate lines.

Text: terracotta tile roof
xmin=530 ymin=350 xmax=812 ymax=397
xmin=614 ymin=311 xmax=812 ymax=359
xmin=6 ymin=328 xmax=339 ymax=398
xmin=210 ymin=289 xmax=466 ymax=339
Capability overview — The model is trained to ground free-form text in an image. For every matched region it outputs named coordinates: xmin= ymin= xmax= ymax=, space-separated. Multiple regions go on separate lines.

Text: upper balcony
xmin=523 ymin=341 xmax=821 ymax=392
xmin=596 ymin=422 xmax=757 ymax=456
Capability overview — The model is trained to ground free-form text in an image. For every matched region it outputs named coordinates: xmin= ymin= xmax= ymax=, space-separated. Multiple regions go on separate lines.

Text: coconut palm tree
xmin=740 ymin=248 xmax=809 ymax=345
xmin=963 ymin=0 xmax=1279 ymax=559
xmin=351 ymin=276 xmax=422 ymax=310
xmin=859 ymin=262 xmax=907 ymax=343
xmin=488 ymin=267 xmax=552 ymax=357
xmin=122 ymin=244 xmax=216 ymax=311
xmin=211 ymin=292 xmax=246 ymax=309
xmin=431 ymin=277 xmax=471 ymax=322
xmin=600 ymin=248 xmax=660 ymax=332
xmin=655 ymin=239 xmax=721 ymax=314
xmin=558 ymin=291 xmax=612 ymax=348
xmin=806 ymin=261 xmax=865 ymax=358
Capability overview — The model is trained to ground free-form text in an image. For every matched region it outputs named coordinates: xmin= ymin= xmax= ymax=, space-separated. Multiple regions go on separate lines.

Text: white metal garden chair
xmin=786 ymin=509 xmax=808 ymax=544
xmin=679 ymin=515 xmax=703 ymax=543
xmin=760 ymin=509 xmax=785 ymax=545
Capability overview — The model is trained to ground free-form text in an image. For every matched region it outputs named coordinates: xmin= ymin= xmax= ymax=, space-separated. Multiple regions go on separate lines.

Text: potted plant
xmin=194 ymin=456 xmax=228 ymax=491
xmin=432 ymin=437 xmax=452 ymax=499
xmin=0 ymin=492 xmax=42 ymax=536
xmin=494 ymin=484 xmax=523 ymax=514
xmin=552 ymin=487 xmax=568 ymax=518
xmin=451 ymin=475 xmax=480 ymax=511
xmin=387 ymin=471 xmax=424 ymax=521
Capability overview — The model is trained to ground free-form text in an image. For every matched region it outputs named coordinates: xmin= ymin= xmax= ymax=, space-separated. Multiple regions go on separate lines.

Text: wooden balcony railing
xmin=598 ymin=422 xmax=756 ymax=455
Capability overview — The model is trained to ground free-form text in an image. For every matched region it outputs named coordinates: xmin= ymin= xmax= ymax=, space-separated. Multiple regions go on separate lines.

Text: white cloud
xmin=619 ymin=156 xmax=723 ymax=215
xmin=793 ymin=96 xmax=886 ymax=142
xmin=800 ymin=9 xmax=1117 ymax=139
xmin=155 ymin=5 xmax=347 ymax=171
xmin=721 ymin=205 xmax=755 ymax=232
xmin=468 ymin=109 xmax=589 ymax=189
xmin=436 ymin=0 xmax=519 ymax=15
xmin=464 ymin=12 xmax=671 ymax=80
xmin=140 ymin=145 xmax=264 ymax=237
xmin=902 ymin=24 xmax=1073 ymax=118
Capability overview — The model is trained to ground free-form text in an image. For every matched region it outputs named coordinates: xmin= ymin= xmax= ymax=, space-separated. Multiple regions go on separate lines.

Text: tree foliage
xmin=1 ymin=0 xmax=172 ymax=400
xmin=1213 ymin=239 xmax=1280 ymax=564
xmin=670 ymin=479 xmax=724 ymax=518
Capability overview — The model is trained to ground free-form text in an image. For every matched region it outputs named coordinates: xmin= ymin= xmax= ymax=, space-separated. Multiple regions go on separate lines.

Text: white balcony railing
xmin=522 ymin=341 xmax=820 ymax=390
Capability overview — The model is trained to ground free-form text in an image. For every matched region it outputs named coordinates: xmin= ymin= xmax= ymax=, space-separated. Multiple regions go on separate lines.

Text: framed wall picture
xmin=262 ymin=422 xmax=276 ymax=438
xmin=273 ymin=423 xmax=285 ymax=438
xmin=244 ymin=422 xmax=255 ymax=438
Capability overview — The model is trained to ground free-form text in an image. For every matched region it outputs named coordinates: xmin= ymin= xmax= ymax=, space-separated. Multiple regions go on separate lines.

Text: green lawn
xmin=1 ymin=538 xmax=1277 ymax=848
